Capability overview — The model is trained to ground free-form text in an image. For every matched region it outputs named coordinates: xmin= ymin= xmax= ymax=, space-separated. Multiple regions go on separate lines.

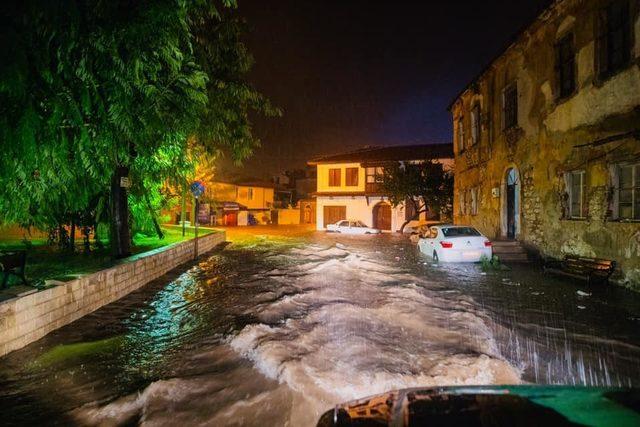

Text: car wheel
xmin=433 ymin=250 xmax=439 ymax=262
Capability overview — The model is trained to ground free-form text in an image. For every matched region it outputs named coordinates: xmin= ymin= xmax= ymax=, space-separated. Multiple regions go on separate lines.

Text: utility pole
xmin=194 ymin=195 xmax=199 ymax=260
xmin=189 ymin=181 xmax=205 ymax=261
xmin=181 ymin=181 xmax=187 ymax=237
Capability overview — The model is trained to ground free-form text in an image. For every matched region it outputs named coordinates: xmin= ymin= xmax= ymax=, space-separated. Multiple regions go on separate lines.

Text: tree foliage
xmin=0 ymin=0 xmax=278 ymax=253
xmin=381 ymin=161 xmax=454 ymax=231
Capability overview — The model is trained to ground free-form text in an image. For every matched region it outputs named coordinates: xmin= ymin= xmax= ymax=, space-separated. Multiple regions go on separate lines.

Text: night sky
xmin=219 ymin=0 xmax=552 ymax=179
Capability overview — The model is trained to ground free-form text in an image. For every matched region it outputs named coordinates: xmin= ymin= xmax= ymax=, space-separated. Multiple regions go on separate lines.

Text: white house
xmin=308 ymin=144 xmax=454 ymax=232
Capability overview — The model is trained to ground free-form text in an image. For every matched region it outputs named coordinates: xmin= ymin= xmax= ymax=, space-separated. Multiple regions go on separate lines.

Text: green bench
xmin=0 ymin=250 xmax=29 ymax=289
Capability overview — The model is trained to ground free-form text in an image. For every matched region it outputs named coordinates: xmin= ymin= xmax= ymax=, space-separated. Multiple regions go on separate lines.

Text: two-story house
xmin=450 ymin=0 xmax=640 ymax=287
xmin=308 ymin=144 xmax=454 ymax=232
xmin=210 ymin=181 xmax=274 ymax=226
xmin=170 ymin=181 xmax=274 ymax=227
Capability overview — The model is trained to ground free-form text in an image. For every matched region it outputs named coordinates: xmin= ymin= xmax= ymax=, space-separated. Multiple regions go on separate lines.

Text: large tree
xmin=0 ymin=0 xmax=277 ymax=257
xmin=381 ymin=161 xmax=454 ymax=232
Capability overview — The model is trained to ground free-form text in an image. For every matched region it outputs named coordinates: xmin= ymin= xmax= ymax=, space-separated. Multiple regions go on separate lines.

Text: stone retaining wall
xmin=0 ymin=231 xmax=225 ymax=357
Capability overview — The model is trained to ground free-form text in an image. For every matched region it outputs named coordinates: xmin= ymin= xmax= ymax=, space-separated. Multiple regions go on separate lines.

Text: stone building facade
xmin=450 ymin=0 xmax=640 ymax=288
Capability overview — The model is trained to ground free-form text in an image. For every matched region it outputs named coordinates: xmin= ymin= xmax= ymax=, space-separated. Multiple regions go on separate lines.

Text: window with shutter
xmin=567 ymin=170 xmax=586 ymax=219
xmin=556 ymin=34 xmax=576 ymax=99
xmin=459 ymin=191 xmax=466 ymax=215
xmin=471 ymin=105 xmax=481 ymax=146
xmin=618 ymin=164 xmax=640 ymax=220
xmin=598 ymin=0 xmax=631 ymax=78
xmin=345 ymin=168 xmax=359 ymax=186
xmin=328 ymin=168 xmax=341 ymax=187
xmin=471 ymin=188 xmax=478 ymax=215
xmin=503 ymin=84 xmax=518 ymax=130
xmin=457 ymin=118 xmax=465 ymax=152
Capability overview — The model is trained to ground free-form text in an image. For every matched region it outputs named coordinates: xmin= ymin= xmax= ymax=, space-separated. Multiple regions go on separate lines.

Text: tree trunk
xmin=110 ymin=166 xmax=132 ymax=258
xmin=69 ymin=215 xmax=76 ymax=253
xmin=181 ymin=182 xmax=187 ymax=237
xmin=144 ymin=192 xmax=164 ymax=240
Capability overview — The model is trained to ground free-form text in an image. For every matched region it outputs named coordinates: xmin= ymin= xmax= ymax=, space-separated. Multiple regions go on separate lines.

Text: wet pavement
xmin=1 ymin=228 xmax=640 ymax=426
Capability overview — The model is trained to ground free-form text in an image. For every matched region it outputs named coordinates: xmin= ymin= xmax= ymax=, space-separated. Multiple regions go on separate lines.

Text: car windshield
xmin=355 ymin=221 xmax=367 ymax=228
xmin=442 ymin=227 xmax=481 ymax=237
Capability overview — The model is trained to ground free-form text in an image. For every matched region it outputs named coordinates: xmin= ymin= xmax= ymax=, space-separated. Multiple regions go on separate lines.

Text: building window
xmin=457 ymin=117 xmax=465 ymax=152
xmin=470 ymin=188 xmax=478 ymax=215
xmin=365 ymin=167 xmax=384 ymax=192
xmin=502 ymin=83 xmax=518 ymax=130
xmin=247 ymin=188 xmax=254 ymax=200
xmin=598 ymin=0 xmax=631 ymax=78
xmin=346 ymin=167 xmax=359 ymax=186
xmin=459 ymin=190 xmax=467 ymax=215
xmin=366 ymin=167 xmax=384 ymax=182
xmin=618 ymin=163 xmax=640 ymax=220
xmin=566 ymin=170 xmax=586 ymax=219
xmin=471 ymin=105 xmax=481 ymax=146
xmin=329 ymin=168 xmax=341 ymax=187
xmin=556 ymin=34 xmax=576 ymax=99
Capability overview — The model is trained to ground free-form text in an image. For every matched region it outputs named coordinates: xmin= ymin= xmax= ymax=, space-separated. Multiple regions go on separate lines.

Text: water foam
xmin=230 ymin=243 xmax=521 ymax=422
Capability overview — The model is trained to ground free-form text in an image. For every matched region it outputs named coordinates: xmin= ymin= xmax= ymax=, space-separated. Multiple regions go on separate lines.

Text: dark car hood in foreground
xmin=317 ymin=386 xmax=640 ymax=427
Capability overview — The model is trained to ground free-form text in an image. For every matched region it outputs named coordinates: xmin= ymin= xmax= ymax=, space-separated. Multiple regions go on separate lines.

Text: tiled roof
xmin=308 ymin=144 xmax=453 ymax=165
xmin=234 ymin=181 xmax=275 ymax=189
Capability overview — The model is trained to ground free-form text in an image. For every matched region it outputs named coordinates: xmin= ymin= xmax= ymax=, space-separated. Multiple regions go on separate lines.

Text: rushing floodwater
xmin=2 ymin=232 xmax=640 ymax=426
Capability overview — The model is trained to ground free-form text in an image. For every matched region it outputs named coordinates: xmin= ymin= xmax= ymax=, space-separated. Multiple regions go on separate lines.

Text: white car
xmin=327 ymin=220 xmax=381 ymax=235
xmin=418 ymin=225 xmax=492 ymax=262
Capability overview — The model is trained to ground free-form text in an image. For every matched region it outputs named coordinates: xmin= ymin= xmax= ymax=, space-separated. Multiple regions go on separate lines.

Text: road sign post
xmin=189 ymin=181 xmax=205 ymax=260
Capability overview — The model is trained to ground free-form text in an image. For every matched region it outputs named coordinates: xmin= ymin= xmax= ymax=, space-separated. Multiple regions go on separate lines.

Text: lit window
xmin=566 ymin=170 xmax=586 ymax=218
xmin=247 ymin=188 xmax=254 ymax=200
xmin=618 ymin=164 xmax=639 ymax=220
xmin=366 ymin=167 xmax=376 ymax=183
xmin=375 ymin=167 xmax=384 ymax=182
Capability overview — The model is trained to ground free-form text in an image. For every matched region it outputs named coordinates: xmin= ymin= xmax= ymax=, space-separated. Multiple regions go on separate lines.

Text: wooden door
xmin=225 ymin=212 xmax=238 ymax=226
xmin=323 ymin=206 xmax=346 ymax=228
xmin=303 ymin=206 xmax=312 ymax=224
xmin=374 ymin=204 xmax=392 ymax=231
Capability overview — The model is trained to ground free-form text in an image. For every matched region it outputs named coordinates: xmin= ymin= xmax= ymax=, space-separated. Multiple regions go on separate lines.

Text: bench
xmin=544 ymin=255 xmax=616 ymax=285
xmin=0 ymin=251 xmax=29 ymax=289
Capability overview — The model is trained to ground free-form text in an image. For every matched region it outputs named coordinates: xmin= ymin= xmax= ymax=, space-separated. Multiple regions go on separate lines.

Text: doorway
xmin=503 ymin=168 xmax=520 ymax=239
xmin=373 ymin=203 xmax=392 ymax=231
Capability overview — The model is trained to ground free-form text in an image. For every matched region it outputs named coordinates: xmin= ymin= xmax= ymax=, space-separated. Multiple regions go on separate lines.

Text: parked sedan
xmin=327 ymin=220 xmax=381 ymax=235
xmin=418 ymin=225 xmax=492 ymax=262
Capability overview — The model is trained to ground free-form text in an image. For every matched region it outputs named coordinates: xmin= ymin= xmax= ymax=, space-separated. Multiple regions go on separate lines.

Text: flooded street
xmin=2 ymin=229 xmax=640 ymax=426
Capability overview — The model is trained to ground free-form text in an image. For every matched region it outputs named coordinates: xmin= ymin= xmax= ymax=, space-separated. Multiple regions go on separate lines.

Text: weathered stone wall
xmin=452 ymin=0 xmax=640 ymax=288
xmin=0 ymin=231 xmax=225 ymax=357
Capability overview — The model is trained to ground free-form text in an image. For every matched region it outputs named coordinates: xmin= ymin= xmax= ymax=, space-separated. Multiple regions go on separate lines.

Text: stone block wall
xmin=0 ymin=231 xmax=225 ymax=357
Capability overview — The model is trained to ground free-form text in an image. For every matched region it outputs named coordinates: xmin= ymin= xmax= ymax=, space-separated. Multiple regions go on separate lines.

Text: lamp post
xmin=190 ymin=181 xmax=205 ymax=260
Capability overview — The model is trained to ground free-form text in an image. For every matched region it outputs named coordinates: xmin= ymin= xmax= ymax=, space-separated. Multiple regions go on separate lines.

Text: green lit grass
xmin=0 ymin=227 xmax=218 ymax=286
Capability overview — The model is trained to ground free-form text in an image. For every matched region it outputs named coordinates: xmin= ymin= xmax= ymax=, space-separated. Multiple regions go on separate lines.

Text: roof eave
xmin=446 ymin=0 xmax=560 ymax=111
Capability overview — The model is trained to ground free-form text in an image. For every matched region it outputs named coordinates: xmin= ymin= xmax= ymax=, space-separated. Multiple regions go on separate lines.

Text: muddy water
xmin=1 ymin=232 xmax=640 ymax=426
